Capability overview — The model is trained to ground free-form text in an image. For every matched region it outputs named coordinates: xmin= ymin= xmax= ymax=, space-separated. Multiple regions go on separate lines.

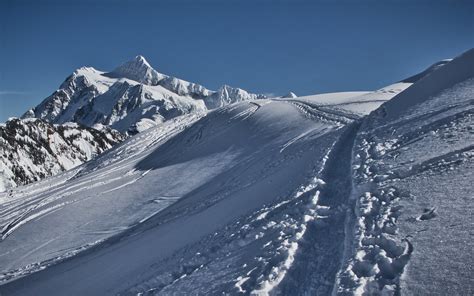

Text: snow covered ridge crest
xmin=23 ymin=55 xmax=267 ymax=133
xmin=334 ymin=48 xmax=474 ymax=295
xmin=378 ymin=48 xmax=474 ymax=122
xmin=0 ymin=118 xmax=124 ymax=191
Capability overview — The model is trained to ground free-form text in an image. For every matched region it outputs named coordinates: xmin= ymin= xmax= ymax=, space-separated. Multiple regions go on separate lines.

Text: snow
xmin=293 ymin=82 xmax=411 ymax=116
xmin=380 ymin=48 xmax=474 ymax=122
xmin=0 ymin=98 xmax=351 ymax=294
xmin=1 ymin=49 xmax=473 ymax=295
xmin=23 ymin=55 xmax=409 ymax=137
xmin=281 ymin=92 xmax=297 ymax=99
xmin=0 ymin=118 xmax=123 ymax=190
xmin=401 ymin=59 xmax=451 ymax=83
xmin=335 ymin=49 xmax=474 ymax=295
xmin=107 ymin=55 xmax=167 ymax=85
xmin=26 ymin=56 xmax=265 ymax=133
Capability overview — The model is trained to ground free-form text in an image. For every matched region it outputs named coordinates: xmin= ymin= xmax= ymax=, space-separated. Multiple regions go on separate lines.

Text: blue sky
xmin=0 ymin=0 xmax=473 ymax=122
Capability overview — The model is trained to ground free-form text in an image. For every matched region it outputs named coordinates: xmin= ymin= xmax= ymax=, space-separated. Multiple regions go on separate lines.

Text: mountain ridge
xmin=1 ymin=55 xmax=454 ymax=190
xmin=23 ymin=56 xmax=266 ymax=133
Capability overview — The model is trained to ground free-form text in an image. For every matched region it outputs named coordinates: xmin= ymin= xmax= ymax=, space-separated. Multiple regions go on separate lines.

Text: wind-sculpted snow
xmin=0 ymin=118 xmax=123 ymax=191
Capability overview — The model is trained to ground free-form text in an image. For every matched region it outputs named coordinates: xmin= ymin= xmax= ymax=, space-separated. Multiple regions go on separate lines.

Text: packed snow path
xmin=277 ymin=122 xmax=360 ymax=295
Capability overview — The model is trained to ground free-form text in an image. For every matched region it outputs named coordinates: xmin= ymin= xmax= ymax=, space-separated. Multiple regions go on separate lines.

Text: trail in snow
xmin=0 ymin=100 xmax=347 ymax=295
xmin=334 ymin=50 xmax=474 ymax=295
xmin=277 ymin=122 xmax=360 ymax=295
xmin=2 ymin=50 xmax=471 ymax=295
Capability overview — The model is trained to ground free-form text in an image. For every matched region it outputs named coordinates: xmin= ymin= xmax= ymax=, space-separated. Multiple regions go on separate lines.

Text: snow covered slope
xmin=336 ymin=48 xmax=474 ymax=295
xmin=0 ymin=96 xmax=360 ymax=294
xmin=0 ymin=118 xmax=123 ymax=191
xmin=0 ymin=50 xmax=472 ymax=296
xmin=6 ymin=56 xmax=409 ymax=192
xmin=381 ymin=49 xmax=474 ymax=122
xmin=293 ymin=82 xmax=411 ymax=117
xmin=400 ymin=59 xmax=451 ymax=83
xmin=23 ymin=56 xmax=266 ymax=133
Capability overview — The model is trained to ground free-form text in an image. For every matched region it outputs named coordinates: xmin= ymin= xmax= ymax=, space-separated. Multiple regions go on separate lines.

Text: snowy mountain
xmin=0 ymin=49 xmax=472 ymax=295
xmin=0 ymin=118 xmax=123 ymax=191
xmin=8 ymin=55 xmax=406 ymax=190
xmin=23 ymin=56 xmax=266 ymax=133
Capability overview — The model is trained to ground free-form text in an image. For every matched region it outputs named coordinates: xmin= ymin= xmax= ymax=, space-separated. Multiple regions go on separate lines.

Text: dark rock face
xmin=0 ymin=118 xmax=124 ymax=189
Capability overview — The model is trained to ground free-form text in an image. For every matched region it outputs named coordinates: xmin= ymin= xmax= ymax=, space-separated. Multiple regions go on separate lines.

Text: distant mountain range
xmin=22 ymin=55 xmax=266 ymax=134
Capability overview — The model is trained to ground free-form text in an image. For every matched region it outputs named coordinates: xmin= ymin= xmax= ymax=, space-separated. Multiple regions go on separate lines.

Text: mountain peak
xmin=26 ymin=55 xmax=267 ymax=133
xmin=107 ymin=55 xmax=165 ymax=85
xmin=132 ymin=55 xmax=151 ymax=68
xmin=117 ymin=55 xmax=154 ymax=72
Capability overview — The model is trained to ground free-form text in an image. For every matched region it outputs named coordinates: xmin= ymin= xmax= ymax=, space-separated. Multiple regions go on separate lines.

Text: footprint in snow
xmin=417 ymin=207 xmax=437 ymax=221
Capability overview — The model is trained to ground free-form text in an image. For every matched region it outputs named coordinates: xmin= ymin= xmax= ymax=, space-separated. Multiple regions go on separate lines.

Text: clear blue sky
xmin=1 ymin=0 xmax=473 ymax=122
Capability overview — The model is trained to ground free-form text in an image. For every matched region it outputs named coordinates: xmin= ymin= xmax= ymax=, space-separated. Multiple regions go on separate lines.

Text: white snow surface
xmin=1 ymin=49 xmax=473 ymax=295
xmin=0 ymin=99 xmax=351 ymax=295
xmin=294 ymin=82 xmax=411 ymax=116
xmin=335 ymin=48 xmax=474 ymax=295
